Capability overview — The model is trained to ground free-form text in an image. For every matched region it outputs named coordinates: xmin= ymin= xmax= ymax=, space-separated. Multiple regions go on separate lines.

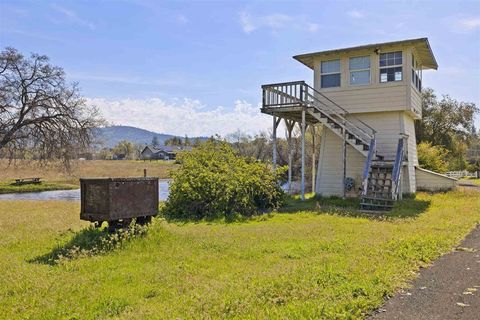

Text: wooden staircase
xmin=360 ymin=162 xmax=395 ymax=211
xmin=261 ymin=81 xmax=381 ymax=159
xmin=261 ymin=81 xmax=406 ymax=212
xmin=360 ymin=137 xmax=407 ymax=211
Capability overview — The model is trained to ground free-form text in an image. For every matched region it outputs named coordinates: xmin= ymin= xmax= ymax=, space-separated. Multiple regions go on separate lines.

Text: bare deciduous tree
xmin=0 ymin=47 xmax=102 ymax=166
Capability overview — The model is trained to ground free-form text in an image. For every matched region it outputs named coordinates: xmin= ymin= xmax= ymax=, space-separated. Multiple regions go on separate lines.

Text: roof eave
xmin=293 ymin=37 xmax=438 ymax=70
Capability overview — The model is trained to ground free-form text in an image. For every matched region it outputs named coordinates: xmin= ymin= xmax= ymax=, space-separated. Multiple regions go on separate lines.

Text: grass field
xmin=0 ymin=180 xmax=78 ymax=194
xmin=0 ymin=160 xmax=176 ymax=192
xmin=1 ymin=190 xmax=479 ymax=319
xmin=460 ymin=177 xmax=480 ymax=186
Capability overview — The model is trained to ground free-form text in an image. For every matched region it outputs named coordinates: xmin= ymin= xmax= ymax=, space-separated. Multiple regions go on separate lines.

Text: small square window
xmin=321 ymin=60 xmax=340 ymax=73
xmin=350 ymin=70 xmax=370 ymax=85
xmin=321 ymin=74 xmax=341 ymax=88
xmin=320 ymin=59 xmax=341 ymax=88
xmin=379 ymin=51 xmax=402 ymax=83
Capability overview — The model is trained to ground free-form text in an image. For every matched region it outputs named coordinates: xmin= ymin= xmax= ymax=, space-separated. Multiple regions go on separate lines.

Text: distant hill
xmin=95 ymin=125 xmax=207 ymax=148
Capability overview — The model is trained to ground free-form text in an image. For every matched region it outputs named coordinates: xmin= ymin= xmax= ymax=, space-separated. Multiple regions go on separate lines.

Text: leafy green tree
xmin=112 ymin=140 xmax=135 ymax=160
xmin=97 ymin=148 xmax=113 ymax=160
xmin=417 ymin=142 xmax=449 ymax=173
xmin=165 ymin=136 xmax=182 ymax=146
xmin=193 ymin=137 xmax=203 ymax=147
xmin=416 ymin=88 xmax=478 ymax=171
xmin=162 ymin=141 xmax=286 ymax=220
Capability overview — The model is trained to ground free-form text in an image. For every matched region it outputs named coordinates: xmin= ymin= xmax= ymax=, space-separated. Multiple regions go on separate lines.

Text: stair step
xmin=366 ymin=192 xmax=392 ymax=197
xmin=369 ymin=178 xmax=391 ymax=181
xmin=361 ymin=196 xmax=394 ymax=202
xmin=360 ymin=203 xmax=394 ymax=210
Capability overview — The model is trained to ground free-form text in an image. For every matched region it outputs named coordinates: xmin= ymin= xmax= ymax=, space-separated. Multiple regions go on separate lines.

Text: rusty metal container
xmin=80 ymin=177 xmax=159 ymax=223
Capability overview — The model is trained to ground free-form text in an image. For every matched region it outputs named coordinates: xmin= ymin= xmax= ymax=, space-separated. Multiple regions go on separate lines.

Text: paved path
xmin=370 ymin=224 xmax=480 ymax=320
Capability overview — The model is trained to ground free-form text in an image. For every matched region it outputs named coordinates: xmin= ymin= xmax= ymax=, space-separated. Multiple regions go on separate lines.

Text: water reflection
xmin=0 ymin=180 xmax=171 ymax=201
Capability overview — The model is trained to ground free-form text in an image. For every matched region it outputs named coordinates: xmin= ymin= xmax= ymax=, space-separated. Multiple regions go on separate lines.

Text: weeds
xmin=31 ymin=222 xmax=149 ymax=265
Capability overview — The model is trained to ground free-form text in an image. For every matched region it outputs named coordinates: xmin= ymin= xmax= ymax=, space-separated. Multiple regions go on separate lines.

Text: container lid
xmin=79 ymin=177 xmax=159 ymax=182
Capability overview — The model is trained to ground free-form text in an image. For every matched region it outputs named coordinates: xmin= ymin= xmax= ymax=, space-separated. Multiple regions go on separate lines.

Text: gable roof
xmin=141 ymin=145 xmax=192 ymax=154
xmin=293 ymin=37 xmax=438 ymax=70
xmin=141 ymin=145 xmax=163 ymax=154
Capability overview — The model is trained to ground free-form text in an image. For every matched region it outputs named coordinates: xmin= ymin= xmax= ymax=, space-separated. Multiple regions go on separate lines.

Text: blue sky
xmin=1 ymin=0 xmax=479 ymax=136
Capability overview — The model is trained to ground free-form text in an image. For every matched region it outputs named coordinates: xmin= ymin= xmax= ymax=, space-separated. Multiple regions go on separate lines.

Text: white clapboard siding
xmin=316 ymin=127 xmax=366 ymax=196
xmin=410 ymin=85 xmax=422 ymax=117
xmin=316 ymin=111 xmax=419 ymax=195
xmin=320 ymin=85 xmax=408 ymax=114
xmin=415 ymin=167 xmax=457 ymax=191
xmin=349 ymin=112 xmax=403 ymax=160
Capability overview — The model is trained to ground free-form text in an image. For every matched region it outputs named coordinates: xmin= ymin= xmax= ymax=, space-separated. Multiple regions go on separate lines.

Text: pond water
xmin=0 ymin=180 xmax=171 ymax=201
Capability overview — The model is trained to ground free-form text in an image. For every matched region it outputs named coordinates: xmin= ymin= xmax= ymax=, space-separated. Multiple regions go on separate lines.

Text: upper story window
xmin=411 ymin=54 xmax=422 ymax=91
xmin=349 ymin=56 xmax=370 ymax=85
xmin=321 ymin=60 xmax=341 ymax=88
xmin=379 ymin=51 xmax=402 ymax=83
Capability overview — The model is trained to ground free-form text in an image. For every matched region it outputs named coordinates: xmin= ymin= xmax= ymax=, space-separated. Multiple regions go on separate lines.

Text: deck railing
xmin=261 ymin=81 xmax=376 ymax=144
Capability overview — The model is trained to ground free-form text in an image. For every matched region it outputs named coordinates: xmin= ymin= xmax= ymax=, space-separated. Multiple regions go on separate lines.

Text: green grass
xmin=1 ymin=190 xmax=479 ymax=319
xmin=460 ymin=177 xmax=480 ymax=186
xmin=0 ymin=180 xmax=78 ymax=194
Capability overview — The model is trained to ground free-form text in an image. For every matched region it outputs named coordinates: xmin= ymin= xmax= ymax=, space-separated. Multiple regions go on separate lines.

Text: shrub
xmin=417 ymin=142 xmax=449 ymax=173
xmin=162 ymin=141 xmax=285 ymax=220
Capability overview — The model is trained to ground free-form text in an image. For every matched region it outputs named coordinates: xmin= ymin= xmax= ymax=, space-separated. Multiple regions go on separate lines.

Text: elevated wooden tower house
xmin=261 ymin=38 xmax=443 ymax=211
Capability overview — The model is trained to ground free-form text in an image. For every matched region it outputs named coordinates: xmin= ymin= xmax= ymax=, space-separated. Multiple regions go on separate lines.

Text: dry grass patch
xmin=0 ymin=159 xmax=176 ymax=186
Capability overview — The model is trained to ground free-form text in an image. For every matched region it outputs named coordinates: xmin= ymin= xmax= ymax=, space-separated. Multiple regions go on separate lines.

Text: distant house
xmin=113 ymin=153 xmax=126 ymax=160
xmin=140 ymin=145 xmax=192 ymax=160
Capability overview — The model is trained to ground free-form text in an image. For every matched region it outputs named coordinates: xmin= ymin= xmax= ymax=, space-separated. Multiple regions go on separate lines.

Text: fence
xmin=445 ymin=170 xmax=479 ymax=179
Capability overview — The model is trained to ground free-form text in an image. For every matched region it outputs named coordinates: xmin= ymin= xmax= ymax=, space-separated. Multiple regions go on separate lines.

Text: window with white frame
xmin=349 ymin=56 xmax=370 ymax=85
xmin=320 ymin=60 xmax=341 ymax=88
xmin=379 ymin=51 xmax=403 ymax=83
xmin=411 ymin=54 xmax=422 ymax=91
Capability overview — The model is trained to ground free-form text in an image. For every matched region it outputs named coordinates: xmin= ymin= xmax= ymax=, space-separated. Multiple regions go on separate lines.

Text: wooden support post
xmin=272 ymin=115 xmax=277 ymax=169
xmin=301 ymin=108 xmax=306 ymax=201
xmin=342 ymin=124 xmax=347 ymax=199
xmin=144 ymin=169 xmax=147 ymax=178
xmin=285 ymin=120 xmax=295 ymax=194
xmin=311 ymin=126 xmax=316 ymax=194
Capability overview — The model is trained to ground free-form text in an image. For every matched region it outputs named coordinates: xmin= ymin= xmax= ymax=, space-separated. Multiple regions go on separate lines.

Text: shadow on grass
xmin=30 ymin=224 xmax=148 ymax=266
xmin=279 ymin=193 xmax=431 ymax=220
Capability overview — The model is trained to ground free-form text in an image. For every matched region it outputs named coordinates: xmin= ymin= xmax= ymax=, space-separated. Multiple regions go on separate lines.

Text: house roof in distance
xmin=141 ymin=145 xmax=192 ymax=154
xmin=293 ymin=37 xmax=438 ymax=70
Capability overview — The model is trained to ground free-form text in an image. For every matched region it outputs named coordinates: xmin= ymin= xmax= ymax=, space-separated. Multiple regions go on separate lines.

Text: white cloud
xmin=444 ymin=15 xmax=480 ymax=33
xmin=51 ymin=4 xmax=96 ymax=30
xmin=239 ymin=10 xmax=318 ymax=34
xmin=239 ymin=11 xmax=256 ymax=33
xmin=347 ymin=10 xmax=365 ymax=19
xmin=176 ymin=14 xmax=188 ymax=25
xmin=456 ymin=16 xmax=480 ymax=31
xmin=308 ymin=23 xmax=320 ymax=32
xmin=88 ymin=97 xmax=271 ymax=137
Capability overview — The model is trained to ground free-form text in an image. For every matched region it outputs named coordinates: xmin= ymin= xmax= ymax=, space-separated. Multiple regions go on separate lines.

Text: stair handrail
xmin=391 ymin=135 xmax=408 ymax=199
xmin=262 ymin=81 xmax=376 ymax=144
xmin=303 ymin=90 xmax=373 ymax=144
xmin=361 ymin=138 xmax=376 ymax=196
xmin=303 ymin=83 xmax=376 ymax=136
xmin=264 ymin=85 xmax=372 ymax=144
